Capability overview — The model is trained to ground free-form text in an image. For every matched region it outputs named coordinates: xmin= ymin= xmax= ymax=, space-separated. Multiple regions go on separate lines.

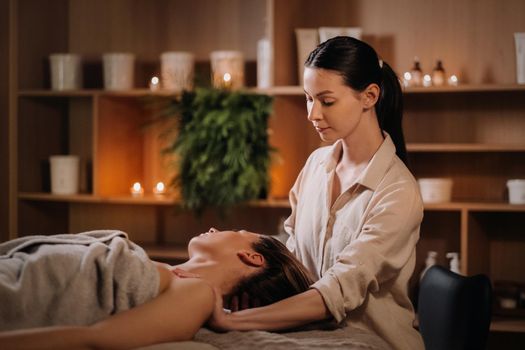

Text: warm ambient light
xmin=423 ymin=74 xmax=432 ymax=87
xmin=149 ymin=76 xmax=160 ymax=91
xmin=222 ymin=73 xmax=232 ymax=89
xmin=448 ymin=74 xmax=459 ymax=86
xmin=403 ymin=71 xmax=412 ymax=87
xmin=130 ymin=182 xmax=144 ymax=197
xmin=153 ymin=181 xmax=166 ymax=196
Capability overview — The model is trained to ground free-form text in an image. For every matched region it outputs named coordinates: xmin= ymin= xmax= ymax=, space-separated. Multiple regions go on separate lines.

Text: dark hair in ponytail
xmin=304 ymin=36 xmax=407 ymax=164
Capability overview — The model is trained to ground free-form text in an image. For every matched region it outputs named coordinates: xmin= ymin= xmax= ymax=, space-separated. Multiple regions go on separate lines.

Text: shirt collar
xmin=320 ymin=133 xmax=397 ymax=191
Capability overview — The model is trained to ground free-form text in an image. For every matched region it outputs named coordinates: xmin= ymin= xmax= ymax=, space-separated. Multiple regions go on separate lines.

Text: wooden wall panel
xmin=67 ymin=0 xmax=266 ymax=88
xmin=404 ymin=92 xmax=525 ymax=144
xmin=94 ymin=96 xmax=145 ymax=196
xmin=0 ymin=0 xmax=10 ymax=241
xmin=17 ymin=98 xmax=69 ymax=192
xmin=268 ymin=95 xmax=320 ymax=198
xmin=17 ymin=0 xmax=68 ymax=89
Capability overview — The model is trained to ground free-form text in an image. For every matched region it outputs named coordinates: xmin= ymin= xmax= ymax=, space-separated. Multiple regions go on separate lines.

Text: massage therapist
xmin=209 ymin=36 xmax=425 ymax=350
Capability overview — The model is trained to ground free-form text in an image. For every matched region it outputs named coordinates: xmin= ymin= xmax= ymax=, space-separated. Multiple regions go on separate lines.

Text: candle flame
xmin=132 ymin=182 xmax=142 ymax=191
xmin=151 ymin=76 xmax=159 ymax=84
xmin=155 ymin=182 xmax=165 ymax=192
xmin=223 ymin=73 xmax=232 ymax=82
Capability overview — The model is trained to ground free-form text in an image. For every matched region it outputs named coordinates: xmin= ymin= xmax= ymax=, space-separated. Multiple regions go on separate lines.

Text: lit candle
xmin=153 ymin=181 xmax=166 ymax=196
xmin=222 ymin=72 xmax=232 ymax=90
xmin=403 ymin=71 xmax=412 ymax=87
xmin=130 ymin=182 xmax=144 ymax=197
xmin=448 ymin=74 xmax=459 ymax=86
xmin=423 ymin=74 xmax=432 ymax=87
xmin=149 ymin=76 xmax=160 ymax=91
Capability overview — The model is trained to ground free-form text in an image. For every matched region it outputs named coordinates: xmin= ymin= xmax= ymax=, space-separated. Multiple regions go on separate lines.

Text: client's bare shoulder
xmin=156 ymin=264 xmax=215 ymax=315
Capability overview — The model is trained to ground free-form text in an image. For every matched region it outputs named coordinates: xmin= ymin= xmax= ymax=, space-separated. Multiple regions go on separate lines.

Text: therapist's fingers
xmin=229 ymin=295 xmax=239 ymax=312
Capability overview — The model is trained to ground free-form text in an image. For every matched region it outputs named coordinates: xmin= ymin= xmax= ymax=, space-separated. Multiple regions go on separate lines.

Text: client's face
xmin=188 ymin=228 xmax=261 ymax=259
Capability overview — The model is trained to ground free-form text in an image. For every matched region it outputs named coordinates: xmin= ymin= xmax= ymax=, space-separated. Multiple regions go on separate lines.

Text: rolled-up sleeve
xmin=312 ymin=182 xmax=423 ymax=322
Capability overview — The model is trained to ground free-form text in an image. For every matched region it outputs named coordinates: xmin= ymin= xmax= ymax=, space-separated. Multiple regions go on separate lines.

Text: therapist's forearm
xmin=228 ymin=288 xmax=331 ymax=331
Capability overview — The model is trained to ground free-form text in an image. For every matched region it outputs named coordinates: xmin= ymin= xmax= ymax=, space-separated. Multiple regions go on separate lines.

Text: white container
xmin=418 ymin=178 xmax=453 ymax=203
xmin=507 ymin=179 xmax=525 ymax=204
xmin=102 ymin=53 xmax=135 ymax=90
xmin=160 ymin=51 xmax=194 ymax=92
xmin=318 ymin=27 xmax=362 ymax=43
xmin=257 ymin=38 xmax=273 ymax=89
xmin=514 ymin=33 xmax=525 ymax=84
xmin=49 ymin=53 xmax=82 ymax=90
xmin=50 ymin=155 xmax=80 ymax=195
xmin=210 ymin=50 xmax=244 ymax=90
xmin=295 ymin=28 xmax=319 ymax=86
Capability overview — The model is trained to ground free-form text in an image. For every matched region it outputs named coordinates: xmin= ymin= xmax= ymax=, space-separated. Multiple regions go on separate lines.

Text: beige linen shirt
xmin=285 ymin=134 xmax=424 ymax=350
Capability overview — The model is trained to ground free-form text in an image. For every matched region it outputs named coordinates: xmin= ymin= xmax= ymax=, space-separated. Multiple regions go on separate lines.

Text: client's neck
xmin=174 ymin=256 xmax=239 ymax=295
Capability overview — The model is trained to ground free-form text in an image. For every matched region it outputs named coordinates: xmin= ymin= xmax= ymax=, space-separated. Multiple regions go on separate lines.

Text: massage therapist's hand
xmin=207 ymin=287 xmax=235 ymax=332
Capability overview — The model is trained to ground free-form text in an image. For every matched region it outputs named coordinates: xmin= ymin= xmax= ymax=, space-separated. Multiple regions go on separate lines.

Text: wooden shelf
xmin=18 ymin=192 xmax=292 ymax=208
xmin=18 ymin=193 xmax=525 ymax=212
xmin=143 ymin=244 xmax=189 ymax=261
xmin=407 ymin=143 xmax=525 ymax=153
xmin=251 ymin=84 xmax=525 ymax=96
xmin=423 ymin=202 xmax=525 ymax=212
xmin=18 ymin=192 xmax=179 ymax=205
xmin=491 ymin=317 xmax=525 ymax=333
xmin=18 ymin=89 xmax=178 ymax=98
xmin=404 ymin=84 xmax=525 ymax=93
xmin=19 ymin=84 xmax=525 ymax=99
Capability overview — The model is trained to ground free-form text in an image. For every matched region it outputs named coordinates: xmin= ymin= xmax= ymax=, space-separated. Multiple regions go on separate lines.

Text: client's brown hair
xmin=230 ymin=235 xmax=314 ymax=306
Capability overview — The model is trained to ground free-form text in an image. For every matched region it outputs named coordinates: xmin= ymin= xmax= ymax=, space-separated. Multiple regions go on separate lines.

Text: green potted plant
xmin=159 ymin=87 xmax=274 ymax=213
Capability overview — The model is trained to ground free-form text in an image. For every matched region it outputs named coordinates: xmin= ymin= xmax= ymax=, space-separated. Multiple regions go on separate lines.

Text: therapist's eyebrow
xmin=316 ymin=90 xmax=334 ymax=97
xmin=303 ymin=89 xmax=335 ymax=97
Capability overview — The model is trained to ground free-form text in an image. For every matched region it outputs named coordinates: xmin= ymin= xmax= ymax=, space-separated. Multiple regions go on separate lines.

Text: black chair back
xmin=418 ymin=265 xmax=492 ymax=350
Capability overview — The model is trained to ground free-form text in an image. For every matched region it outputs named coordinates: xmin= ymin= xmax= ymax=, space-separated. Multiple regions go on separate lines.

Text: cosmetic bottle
xmin=432 ymin=60 xmax=446 ymax=86
xmin=446 ymin=252 xmax=461 ymax=274
xmin=420 ymin=251 xmax=438 ymax=281
xmin=410 ymin=57 xmax=423 ymax=87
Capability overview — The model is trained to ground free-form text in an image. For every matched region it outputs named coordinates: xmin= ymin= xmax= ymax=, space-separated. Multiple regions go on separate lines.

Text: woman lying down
xmin=0 ymin=228 xmax=313 ymax=349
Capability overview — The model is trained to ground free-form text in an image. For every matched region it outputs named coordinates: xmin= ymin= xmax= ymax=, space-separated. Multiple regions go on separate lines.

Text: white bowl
xmin=507 ymin=179 xmax=525 ymax=204
xmin=418 ymin=178 xmax=453 ymax=203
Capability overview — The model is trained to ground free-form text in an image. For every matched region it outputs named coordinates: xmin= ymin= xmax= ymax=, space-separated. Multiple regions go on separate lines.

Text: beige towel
xmin=0 ymin=230 xmax=159 ymax=331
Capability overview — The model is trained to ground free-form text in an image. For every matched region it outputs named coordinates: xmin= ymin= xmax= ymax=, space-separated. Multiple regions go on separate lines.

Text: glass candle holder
xmin=130 ymin=182 xmax=144 ymax=197
xmin=210 ymin=50 xmax=244 ymax=90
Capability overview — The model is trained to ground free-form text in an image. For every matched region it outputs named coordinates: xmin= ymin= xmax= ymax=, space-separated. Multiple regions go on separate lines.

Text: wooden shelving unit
xmin=3 ymin=0 xmax=525 ymax=341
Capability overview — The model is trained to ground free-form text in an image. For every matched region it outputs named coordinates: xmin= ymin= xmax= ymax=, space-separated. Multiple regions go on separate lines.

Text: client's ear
xmin=237 ymin=250 xmax=265 ymax=268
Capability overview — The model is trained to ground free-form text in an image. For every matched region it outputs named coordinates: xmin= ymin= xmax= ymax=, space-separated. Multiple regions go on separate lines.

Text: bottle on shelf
xmin=420 ymin=251 xmax=438 ymax=281
xmin=432 ymin=60 xmax=446 ymax=86
xmin=446 ymin=252 xmax=461 ymax=274
xmin=410 ymin=57 xmax=423 ymax=87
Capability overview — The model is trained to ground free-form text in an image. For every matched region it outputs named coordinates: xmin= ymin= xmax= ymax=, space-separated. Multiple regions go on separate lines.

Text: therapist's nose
xmin=307 ymin=101 xmax=322 ymax=122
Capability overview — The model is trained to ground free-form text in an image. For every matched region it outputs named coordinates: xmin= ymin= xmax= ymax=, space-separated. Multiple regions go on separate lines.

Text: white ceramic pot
xmin=507 ymin=179 xmax=525 ymax=204
xmin=160 ymin=51 xmax=194 ymax=92
xmin=418 ymin=178 xmax=453 ymax=203
xmin=102 ymin=53 xmax=135 ymax=90
xmin=50 ymin=155 xmax=80 ymax=195
xmin=49 ymin=53 xmax=82 ymax=90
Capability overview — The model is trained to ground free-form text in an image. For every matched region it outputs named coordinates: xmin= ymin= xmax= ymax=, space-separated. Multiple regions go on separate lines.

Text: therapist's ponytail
xmin=305 ymin=36 xmax=407 ymax=164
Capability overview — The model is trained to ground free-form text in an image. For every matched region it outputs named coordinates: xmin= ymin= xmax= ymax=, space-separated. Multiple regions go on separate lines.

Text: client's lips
xmin=315 ymin=126 xmax=330 ymax=133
